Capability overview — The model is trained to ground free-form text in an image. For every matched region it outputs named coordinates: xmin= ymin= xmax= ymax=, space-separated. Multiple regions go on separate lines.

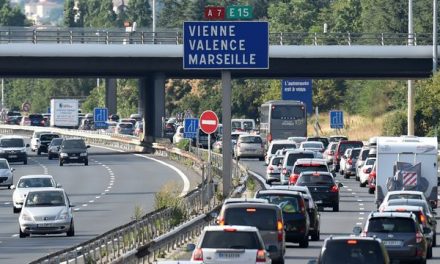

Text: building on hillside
xmin=24 ymin=0 xmax=63 ymax=26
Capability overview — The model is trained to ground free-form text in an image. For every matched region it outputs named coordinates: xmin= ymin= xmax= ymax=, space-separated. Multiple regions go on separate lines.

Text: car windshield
xmin=26 ymin=191 xmax=65 ymax=207
xmin=0 ymin=160 xmax=9 ymax=169
xmin=41 ymin=134 xmax=59 ymax=141
xmin=271 ymin=144 xmax=297 ymax=154
xmin=18 ymin=178 xmax=54 ymax=188
xmin=0 ymin=138 xmax=24 ymax=147
xmin=201 ymin=231 xmax=262 ymax=249
xmin=239 ymin=136 xmax=262 ymax=144
xmin=297 ymin=174 xmax=334 ymax=185
xmin=286 ymin=153 xmax=315 ymax=166
xmin=50 ymin=138 xmax=63 ymax=146
xmin=231 ymin=121 xmax=241 ymax=129
xmin=321 ymin=240 xmax=384 ymax=264
xmin=243 ymin=121 xmax=253 ymax=130
xmin=302 ymin=143 xmax=323 ymax=149
xmin=294 ymin=165 xmax=328 ymax=174
xmin=62 ymin=140 xmax=86 ymax=149
xmin=256 ymin=194 xmax=300 ymax=213
xmin=224 ymin=208 xmax=277 ymax=231
xmin=367 ymin=217 xmax=416 ymax=233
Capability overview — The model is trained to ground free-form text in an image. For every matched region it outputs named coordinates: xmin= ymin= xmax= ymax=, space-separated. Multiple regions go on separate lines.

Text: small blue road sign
xmin=281 ymin=79 xmax=313 ymax=114
xmin=184 ymin=118 xmax=199 ymax=139
xmin=330 ymin=110 xmax=344 ymax=129
xmin=94 ymin=107 xmax=108 ymax=129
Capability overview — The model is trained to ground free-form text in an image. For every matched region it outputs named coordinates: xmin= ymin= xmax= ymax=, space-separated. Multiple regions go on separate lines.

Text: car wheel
xmin=37 ymin=149 xmax=41 ymax=155
xmin=427 ymin=245 xmax=433 ymax=259
xmin=360 ymin=181 xmax=365 ymax=187
xmin=19 ymin=227 xmax=27 ymax=238
xmin=48 ymin=155 xmax=52 ymax=160
xmin=13 ymin=206 xmax=20 ymax=214
xmin=311 ymin=230 xmax=320 ymax=241
xmin=23 ymin=159 xmax=27 ymax=165
xmin=59 ymin=160 xmax=64 ymax=166
xmin=66 ymin=221 xmax=75 ymax=237
xmin=333 ymin=204 xmax=339 ymax=212
xmin=259 ymin=157 xmax=264 ymax=161
xmin=84 ymin=160 xmax=88 ymax=166
xmin=355 ymin=175 xmax=360 ymax=181
xmin=368 ymin=188 xmax=374 ymax=194
xmin=344 ymin=173 xmax=349 ymax=179
xmin=299 ymin=238 xmax=309 ymax=248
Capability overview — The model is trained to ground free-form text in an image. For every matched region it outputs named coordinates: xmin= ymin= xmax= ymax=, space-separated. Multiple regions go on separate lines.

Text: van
xmin=231 ymin=118 xmax=256 ymax=132
xmin=265 ymin=139 xmax=298 ymax=165
xmin=0 ymin=136 xmax=29 ymax=164
xmin=217 ymin=202 xmax=285 ymax=263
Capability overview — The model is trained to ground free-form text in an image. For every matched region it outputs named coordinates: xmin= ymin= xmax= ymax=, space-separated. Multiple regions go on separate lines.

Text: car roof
xmin=256 ymin=189 xmax=302 ymax=196
xmin=204 ymin=225 xmax=259 ymax=232
xmin=0 ymin=135 xmax=24 ymax=139
xmin=223 ymin=198 xmax=268 ymax=204
xmin=382 ymin=205 xmax=424 ymax=212
xmin=27 ymin=187 xmax=65 ymax=193
xmin=223 ymin=202 xmax=281 ymax=210
xmin=285 ymin=149 xmax=315 ymax=154
xmin=294 ymin=158 xmax=327 ymax=164
xmin=270 ymin=140 xmax=295 ymax=145
xmin=19 ymin=174 xmax=54 ymax=179
xmin=325 ymin=236 xmax=381 ymax=242
xmin=368 ymin=211 xmax=416 ymax=219
xmin=300 ymin=171 xmax=333 ymax=176
xmin=387 ymin=190 xmax=424 ymax=196
xmin=302 ymin=141 xmax=324 ymax=145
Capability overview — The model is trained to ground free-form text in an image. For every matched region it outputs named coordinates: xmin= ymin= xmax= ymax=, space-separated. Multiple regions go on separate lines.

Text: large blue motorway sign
xmin=94 ymin=107 xmax=108 ymax=129
xmin=183 ymin=21 xmax=269 ymax=70
xmin=330 ymin=110 xmax=344 ymax=129
xmin=281 ymin=79 xmax=313 ymax=114
xmin=184 ymin=118 xmax=199 ymax=139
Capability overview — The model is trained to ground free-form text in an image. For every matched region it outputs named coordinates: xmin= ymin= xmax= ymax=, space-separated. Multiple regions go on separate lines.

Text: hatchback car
xmin=12 ymin=175 xmax=60 ymax=213
xmin=116 ymin=122 xmax=134 ymax=135
xmin=235 ymin=134 xmax=264 ymax=161
xmin=299 ymin=141 xmax=325 ymax=153
xmin=289 ymin=158 xmax=330 ymax=185
xmin=295 ymin=171 xmax=340 ymax=212
xmin=0 ymin=158 xmax=14 ymax=189
xmin=59 ymin=138 xmax=90 ymax=166
xmin=48 ymin=138 xmax=63 ymax=160
xmin=30 ymin=130 xmax=52 ymax=152
xmin=255 ymin=189 xmax=310 ymax=247
xmin=189 ymin=225 xmax=271 ymax=264
xmin=28 ymin=114 xmax=46 ymax=126
xmin=341 ymin=147 xmax=361 ymax=178
xmin=333 ymin=140 xmax=364 ymax=172
xmin=36 ymin=133 xmax=60 ymax=155
xmin=0 ymin=136 xmax=29 ymax=164
xmin=266 ymin=155 xmax=284 ymax=183
xmin=265 ymin=140 xmax=298 ymax=165
xmin=19 ymin=188 xmax=75 ymax=238
xmin=217 ymin=202 xmax=285 ymax=263
xmin=359 ymin=211 xmax=428 ymax=264
xmin=380 ymin=191 xmax=427 ymax=211
xmin=279 ymin=149 xmax=316 ymax=184
xmin=359 ymin=157 xmax=376 ymax=187
xmin=311 ymin=236 xmax=390 ymax=264
xmin=355 ymin=146 xmax=371 ymax=181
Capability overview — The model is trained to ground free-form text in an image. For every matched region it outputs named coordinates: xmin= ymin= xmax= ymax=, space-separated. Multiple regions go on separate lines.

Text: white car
xmin=30 ymin=130 xmax=51 ymax=152
xmin=19 ymin=188 xmax=74 ymax=238
xmin=299 ymin=141 xmax=325 ymax=153
xmin=338 ymin=148 xmax=352 ymax=175
xmin=266 ymin=155 xmax=284 ymax=183
xmin=0 ymin=158 xmax=14 ymax=189
xmin=378 ymin=190 xmax=427 ymax=211
xmin=359 ymin=157 xmax=376 ymax=187
xmin=265 ymin=139 xmax=298 ymax=165
xmin=172 ymin=125 xmax=185 ymax=144
xmin=12 ymin=175 xmax=60 ymax=213
xmin=189 ymin=225 xmax=271 ymax=264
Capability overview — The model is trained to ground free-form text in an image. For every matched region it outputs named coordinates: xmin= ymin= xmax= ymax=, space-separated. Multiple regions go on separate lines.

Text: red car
xmin=367 ymin=163 xmax=376 ymax=194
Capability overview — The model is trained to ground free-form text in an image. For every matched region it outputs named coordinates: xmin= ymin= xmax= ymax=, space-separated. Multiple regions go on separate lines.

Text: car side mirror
xmin=11 ymin=168 xmax=15 ymax=172
xmin=10 ymin=185 xmax=15 ymax=190
xmin=25 ymin=144 xmax=30 ymax=148
xmin=86 ymin=145 xmax=91 ymax=148
xmin=423 ymin=227 xmax=432 ymax=234
xmin=266 ymin=245 xmax=277 ymax=253
xmin=353 ymin=226 xmax=362 ymax=235
xmin=186 ymin=243 xmax=196 ymax=252
xmin=338 ymin=182 xmax=343 ymax=188
xmin=56 ymin=184 xmax=62 ymax=188
xmin=210 ymin=212 xmax=218 ymax=219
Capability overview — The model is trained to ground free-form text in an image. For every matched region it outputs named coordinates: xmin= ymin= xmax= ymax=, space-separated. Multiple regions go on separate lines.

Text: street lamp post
xmin=408 ymin=0 xmax=415 ymax=136
xmin=434 ymin=0 xmax=438 ymax=73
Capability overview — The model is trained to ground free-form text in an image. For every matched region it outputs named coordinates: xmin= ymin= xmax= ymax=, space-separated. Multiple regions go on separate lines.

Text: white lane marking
xmin=356 ymin=222 xmax=363 ymax=225
xmin=343 ymin=186 xmax=348 ymax=188
xmin=352 ymin=192 xmax=356 ymax=195
xmin=89 ymin=200 xmax=94 ymax=203
xmin=359 ymin=203 xmax=364 ymax=206
xmin=360 ymin=208 xmax=364 ymax=210
xmin=347 ymin=189 xmax=352 ymax=191
xmin=89 ymin=144 xmax=190 ymax=197
xmin=74 ymin=208 xmax=80 ymax=211
xmin=358 ymin=217 xmax=364 ymax=220
xmin=4 ymin=202 xmax=10 ymax=205
xmin=101 ymin=192 xmax=106 ymax=195
xmin=95 ymin=196 xmax=101 ymax=199
xmin=11 ymin=234 xmax=18 ymax=237
xmin=359 ymin=212 xmax=365 ymax=215
xmin=357 ymin=199 xmax=363 ymax=202
xmin=82 ymin=204 xmax=87 ymax=207
xmin=105 ymin=189 xmax=110 ymax=192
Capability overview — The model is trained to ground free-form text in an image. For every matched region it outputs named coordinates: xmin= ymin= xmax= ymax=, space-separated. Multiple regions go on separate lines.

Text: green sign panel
xmin=226 ymin=6 xmax=253 ymax=20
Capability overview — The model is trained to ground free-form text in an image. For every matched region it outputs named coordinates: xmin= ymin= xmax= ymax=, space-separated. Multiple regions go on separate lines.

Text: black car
xmin=37 ymin=133 xmax=60 ymax=155
xmin=58 ymin=138 xmax=90 ymax=166
xmin=28 ymin=114 xmax=45 ymax=126
xmin=48 ymin=138 xmax=63 ymax=160
xmin=256 ymin=189 xmax=310 ymax=247
xmin=295 ymin=171 xmax=340 ymax=212
xmin=164 ymin=122 xmax=176 ymax=140
xmin=0 ymin=136 xmax=28 ymax=164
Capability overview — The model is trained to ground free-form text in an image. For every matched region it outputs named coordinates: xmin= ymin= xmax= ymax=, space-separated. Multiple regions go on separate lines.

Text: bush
xmin=176 ymin=139 xmax=191 ymax=151
xmin=382 ymin=111 xmax=407 ymax=136
xmin=154 ymin=183 xmax=188 ymax=227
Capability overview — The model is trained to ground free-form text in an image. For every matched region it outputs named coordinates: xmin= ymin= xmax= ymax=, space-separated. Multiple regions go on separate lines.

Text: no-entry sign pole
xmin=222 ymin=71 xmax=232 ymax=198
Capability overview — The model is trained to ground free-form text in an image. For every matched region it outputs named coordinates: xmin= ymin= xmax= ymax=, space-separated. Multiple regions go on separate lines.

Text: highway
xmin=0 ymin=145 xmax=189 ymax=264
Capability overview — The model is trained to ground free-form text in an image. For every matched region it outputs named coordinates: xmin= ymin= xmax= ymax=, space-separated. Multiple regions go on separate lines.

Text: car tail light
xmin=370 ymin=170 xmax=376 ymax=178
xmin=192 ymin=248 xmax=203 ymax=261
xmin=416 ymin=231 xmax=423 ymax=243
xmin=348 ymin=158 xmax=352 ymax=165
xmin=330 ymin=185 xmax=339 ymax=193
xmin=282 ymin=168 xmax=287 ymax=175
xmin=419 ymin=212 xmax=427 ymax=225
xmin=347 ymin=240 xmax=358 ymax=245
xmin=268 ymin=166 xmax=274 ymax=172
xmin=299 ymin=198 xmax=305 ymax=213
xmin=277 ymin=220 xmax=283 ymax=242
xmin=218 ymin=217 xmax=225 ymax=226
xmin=256 ymin=249 xmax=266 ymax=262
xmin=224 ymin=227 xmax=237 ymax=232
xmin=289 ymin=174 xmax=299 ymax=185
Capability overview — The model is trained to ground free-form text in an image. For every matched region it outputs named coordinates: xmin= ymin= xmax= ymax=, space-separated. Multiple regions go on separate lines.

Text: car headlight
xmin=58 ymin=211 xmax=69 ymax=220
xmin=80 ymin=152 xmax=87 ymax=157
xmin=0 ymin=149 xmax=4 ymax=153
xmin=20 ymin=148 xmax=26 ymax=153
xmin=60 ymin=153 xmax=68 ymax=157
xmin=21 ymin=212 xmax=34 ymax=221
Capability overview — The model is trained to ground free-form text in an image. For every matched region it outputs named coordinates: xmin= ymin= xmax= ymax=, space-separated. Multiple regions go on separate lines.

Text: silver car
xmin=0 ymin=158 xmax=14 ymax=189
xmin=266 ymin=155 xmax=284 ymax=183
xmin=235 ymin=135 xmax=264 ymax=160
xmin=19 ymin=188 xmax=75 ymax=238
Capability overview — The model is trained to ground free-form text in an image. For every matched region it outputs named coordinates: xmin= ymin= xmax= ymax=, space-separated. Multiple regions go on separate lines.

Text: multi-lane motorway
xmin=0 ymin=145 xmax=189 ymax=264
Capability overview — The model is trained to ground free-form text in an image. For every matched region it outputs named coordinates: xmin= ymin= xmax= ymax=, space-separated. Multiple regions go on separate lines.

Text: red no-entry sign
xmin=199 ymin=110 xmax=219 ymax=134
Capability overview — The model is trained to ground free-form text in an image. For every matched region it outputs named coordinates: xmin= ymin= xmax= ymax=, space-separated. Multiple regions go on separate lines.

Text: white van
xmin=376 ymin=136 xmax=438 ymax=208
xmin=231 ymin=119 xmax=255 ymax=132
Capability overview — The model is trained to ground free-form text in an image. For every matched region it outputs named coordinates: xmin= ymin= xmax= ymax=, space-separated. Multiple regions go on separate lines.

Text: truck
xmin=376 ymin=136 xmax=438 ymax=208
xmin=50 ymin=99 xmax=79 ymax=128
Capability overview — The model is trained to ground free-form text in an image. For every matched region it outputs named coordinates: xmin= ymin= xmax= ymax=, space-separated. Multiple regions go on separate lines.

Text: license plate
xmin=70 ymin=156 xmax=79 ymax=159
xmin=383 ymin=240 xmax=402 ymax=246
xmin=37 ymin=223 xmax=55 ymax=228
xmin=8 ymin=155 xmax=17 ymax=158
xmin=315 ymin=200 xmax=323 ymax=204
xmin=218 ymin=253 xmax=240 ymax=259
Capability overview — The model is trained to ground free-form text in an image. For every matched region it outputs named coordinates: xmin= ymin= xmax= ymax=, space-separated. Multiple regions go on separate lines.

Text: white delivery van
xmin=376 ymin=136 xmax=438 ymax=208
xmin=231 ymin=119 xmax=256 ymax=132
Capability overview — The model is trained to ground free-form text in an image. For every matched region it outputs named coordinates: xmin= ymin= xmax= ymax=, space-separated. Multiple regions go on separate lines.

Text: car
xmin=355 ymin=147 xmax=371 ymax=181
xmin=266 ymin=155 xmax=284 ymax=183
xmin=287 ymin=136 xmax=306 ymax=147
xmin=30 ymin=130 xmax=52 ymax=152
xmin=189 ymin=225 xmax=271 ymax=264
xmin=328 ymin=135 xmax=348 ymax=143
xmin=36 ymin=133 xmax=60 ymax=155
xmin=231 ymin=118 xmax=256 ymax=132
xmin=133 ymin=121 xmax=143 ymax=137
xmin=173 ymin=125 xmax=185 ymax=144
xmin=265 ymin=139 xmax=298 ymax=165
xmin=115 ymin=122 xmax=134 ymax=135
xmin=333 ymin=140 xmax=364 ymax=172
xmin=306 ymin=136 xmax=329 ymax=149
xmin=339 ymin=148 xmax=352 ymax=176
xmin=129 ymin=113 xmax=142 ymax=122
xmin=19 ymin=188 xmax=75 ymax=238
xmin=191 ymin=129 xmax=215 ymax=149
xmin=255 ymin=189 xmax=311 ymax=246
xmin=288 ymin=158 xmax=330 ymax=185
xmin=323 ymin=142 xmax=338 ymax=165
xmin=379 ymin=191 xmax=428 ymax=210
xmin=28 ymin=114 xmax=46 ymax=126
xmin=368 ymin=162 xmax=377 ymax=194
xmin=217 ymin=202 xmax=285 ymax=263
xmin=11 ymin=174 xmax=60 ymax=213
xmin=58 ymin=138 xmax=90 ymax=166
xmin=359 ymin=157 xmax=376 ymax=187
xmin=299 ymin=141 xmax=325 ymax=153
xmin=358 ymin=211 xmax=428 ymax=264
xmin=0 ymin=158 xmax=14 ymax=189
xmin=163 ymin=121 xmax=175 ymax=140
xmin=48 ymin=138 xmax=63 ymax=160
xmin=279 ymin=149 xmax=316 ymax=185
xmin=234 ymin=134 xmax=264 ymax=160
xmin=310 ymin=236 xmax=390 ymax=264
xmin=120 ymin=118 xmax=137 ymax=126
xmin=265 ymin=185 xmax=321 ymax=242
xmin=341 ymin=147 xmax=361 ymax=178
xmin=0 ymin=135 xmax=29 ymax=164
xmin=295 ymin=171 xmax=341 ymax=212
xmin=3 ymin=110 xmax=21 ymax=124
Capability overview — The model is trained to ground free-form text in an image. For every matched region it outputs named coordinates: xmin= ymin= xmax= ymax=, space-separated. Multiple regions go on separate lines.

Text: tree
xmin=361 ymin=0 xmax=407 ymax=33
xmin=127 ymin=0 xmax=152 ymax=28
xmin=0 ymin=0 xmax=28 ymax=26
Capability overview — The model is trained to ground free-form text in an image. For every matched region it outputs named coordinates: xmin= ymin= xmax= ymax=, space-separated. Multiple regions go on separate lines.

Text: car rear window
xmin=367 ymin=217 xmax=416 ymax=233
xmin=294 ymin=164 xmax=328 ymax=174
xmin=366 ymin=159 xmax=376 ymax=165
xmin=388 ymin=194 xmax=422 ymax=200
xmin=302 ymin=142 xmax=323 ymax=149
xmin=256 ymin=194 xmax=301 ymax=213
xmin=119 ymin=123 xmax=133 ymax=128
xmin=62 ymin=140 xmax=86 ymax=149
xmin=0 ymin=138 xmax=24 ymax=147
xmin=271 ymin=144 xmax=297 ymax=154
xmin=239 ymin=136 xmax=262 ymax=144
xmin=351 ymin=149 xmax=361 ymax=158
xmin=338 ymin=142 xmax=363 ymax=154
xmin=29 ymin=114 xmax=43 ymax=119
xmin=224 ymin=208 xmax=277 ymax=231
xmin=297 ymin=174 xmax=334 ymax=185
xmin=271 ymin=157 xmax=283 ymax=166
xmin=321 ymin=240 xmax=384 ymax=264
xmin=361 ymin=149 xmax=369 ymax=160
xmin=286 ymin=153 xmax=315 ymax=166
xmin=201 ymin=231 xmax=262 ymax=249
xmin=41 ymin=134 xmax=59 ymax=141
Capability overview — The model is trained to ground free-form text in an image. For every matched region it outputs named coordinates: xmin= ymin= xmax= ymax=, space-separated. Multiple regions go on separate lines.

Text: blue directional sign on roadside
xmin=184 ymin=118 xmax=199 ymax=139
xmin=330 ymin=110 xmax=344 ymax=129
xmin=94 ymin=107 xmax=108 ymax=129
xmin=183 ymin=21 xmax=269 ymax=69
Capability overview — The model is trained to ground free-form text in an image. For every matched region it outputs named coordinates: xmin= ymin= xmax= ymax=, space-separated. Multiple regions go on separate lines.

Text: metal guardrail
xmin=0 ymin=27 xmax=434 ymax=46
